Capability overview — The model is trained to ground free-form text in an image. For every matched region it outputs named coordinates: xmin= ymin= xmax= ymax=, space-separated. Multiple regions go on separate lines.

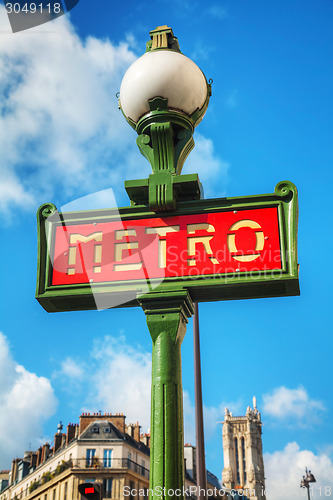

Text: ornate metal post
xmin=119 ymin=26 xmax=211 ymax=499
xmin=35 ymin=25 xmax=301 ymax=500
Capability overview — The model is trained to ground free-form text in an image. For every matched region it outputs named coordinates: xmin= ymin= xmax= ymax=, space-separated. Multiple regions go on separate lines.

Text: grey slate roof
xmin=78 ymin=420 xmax=150 ymax=457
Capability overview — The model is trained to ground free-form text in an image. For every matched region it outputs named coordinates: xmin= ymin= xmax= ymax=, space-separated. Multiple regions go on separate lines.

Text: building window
xmin=141 ymin=460 xmax=146 ymax=476
xmin=44 ymin=495 xmax=47 ymax=500
xmin=127 ymin=452 xmax=132 ymax=468
xmin=234 ymin=437 xmax=240 ymax=485
xmin=92 ymin=426 xmax=99 ymax=433
xmin=64 ymin=482 xmax=67 ymax=500
xmin=241 ymin=437 xmax=247 ymax=484
xmin=86 ymin=449 xmax=96 ymax=467
xmin=53 ymin=488 xmax=56 ymax=500
xmin=129 ymin=480 xmax=135 ymax=500
xmin=103 ymin=479 xmax=113 ymax=498
xmin=103 ymin=449 xmax=112 ymax=468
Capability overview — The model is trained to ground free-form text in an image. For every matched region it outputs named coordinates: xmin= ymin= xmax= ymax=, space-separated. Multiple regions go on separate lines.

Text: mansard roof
xmin=78 ymin=419 xmax=150 ymax=456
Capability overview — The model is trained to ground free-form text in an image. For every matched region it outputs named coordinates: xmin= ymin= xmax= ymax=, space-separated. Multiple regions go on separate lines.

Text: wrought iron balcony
xmin=72 ymin=457 xmax=150 ymax=479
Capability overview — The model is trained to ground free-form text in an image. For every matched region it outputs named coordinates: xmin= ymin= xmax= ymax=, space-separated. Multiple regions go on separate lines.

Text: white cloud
xmin=203 ymin=400 xmax=242 ymax=439
xmin=59 ymin=357 xmax=84 ymax=379
xmin=53 ymin=335 xmax=152 ymax=431
xmin=184 ymin=133 xmax=229 ymax=198
xmin=85 ymin=335 xmax=152 ymax=431
xmin=183 ymin=390 xmax=242 ymax=445
xmin=55 ymin=334 xmax=241 ymax=443
xmin=0 ymin=332 xmax=57 ymax=468
xmin=263 ymin=386 xmax=325 ymax=425
xmin=0 ymin=6 xmax=139 ymax=215
xmin=265 ymin=442 xmax=333 ymax=500
xmin=0 ymin=7 xmax=228 ymax=217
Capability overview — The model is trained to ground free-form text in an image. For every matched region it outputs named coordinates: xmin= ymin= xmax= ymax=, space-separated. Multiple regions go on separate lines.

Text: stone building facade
xmin=0 ymin=412 xmax=223 ymax=500
xmin=222 ymin=398 xmax=266 ymax=500
xmin=0 ymin=413 xmax=150 ymax=500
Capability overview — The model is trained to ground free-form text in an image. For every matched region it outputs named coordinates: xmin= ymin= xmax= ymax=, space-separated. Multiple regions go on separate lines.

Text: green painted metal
xmin=145 ymin=26 xmax=181 ymax=53
xmin=124 ymin=100 xmax=208 ymax=211
xmin=139 ymin=291 xmax=194 ymax=500
xmin=36 ymin=202 xmax=57 ymax=300
xmin=36 ymin=180 xmax=299 ymax=313
xmin=129 ymin=99 xmax=197 ymax=211
xmin=35 ymin=25 xmax=301 ymax=500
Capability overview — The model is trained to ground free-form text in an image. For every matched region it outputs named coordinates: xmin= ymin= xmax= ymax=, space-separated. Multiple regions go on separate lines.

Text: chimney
xmin=41 ymin=443 xmax=50 ymax=463
xmin=30 ymin=452 xmax=37 ymax=469
xmin=36 ymin=447 xmax=42 ymax=467
xmin=140 ymin=434 xmax=150 ymax=448
xmin=66 ymin=424 xmax=76 ymax=445
xmin=54 ymin=433 xmax=63 ymax=454
xmin=126 ymin=424 xmax=134 ymax=437
xmin=10 ymin=459 xmax=21 ymax=484
xmin=133 ymin=422 xmax=141 ymax=443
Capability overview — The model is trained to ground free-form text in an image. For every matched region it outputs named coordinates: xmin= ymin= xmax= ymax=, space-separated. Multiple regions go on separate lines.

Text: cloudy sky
xmin=0 ymin=1 xmax=333 ymax=499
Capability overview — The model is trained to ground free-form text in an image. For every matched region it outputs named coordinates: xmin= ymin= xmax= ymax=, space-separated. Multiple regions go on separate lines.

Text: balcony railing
xmin=72 ymin=458 xmax=150 ymax=479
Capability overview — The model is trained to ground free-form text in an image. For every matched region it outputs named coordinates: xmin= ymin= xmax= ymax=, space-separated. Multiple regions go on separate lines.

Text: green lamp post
xmin=119 ymin=25 xmax=211 ymax=211
xmin=35 ymin=23 xmax=300 ymax=500
xmin=119 ymin=26 xmax=211 ymax=499
xmin=35 ymin=24 xmax=300 ymax=500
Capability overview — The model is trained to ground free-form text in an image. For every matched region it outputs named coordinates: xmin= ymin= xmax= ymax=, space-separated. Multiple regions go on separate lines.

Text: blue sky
xmin=0 ymin=1 xmax=333 ymax=499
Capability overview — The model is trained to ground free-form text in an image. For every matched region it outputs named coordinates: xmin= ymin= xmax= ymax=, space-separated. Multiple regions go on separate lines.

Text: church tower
xmin=222 ymin=397 xmax=266 ymax=500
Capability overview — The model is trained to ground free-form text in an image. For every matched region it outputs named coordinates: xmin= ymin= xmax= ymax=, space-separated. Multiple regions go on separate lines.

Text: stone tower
xmin=222 ymin=398 xmax=266 ymax=500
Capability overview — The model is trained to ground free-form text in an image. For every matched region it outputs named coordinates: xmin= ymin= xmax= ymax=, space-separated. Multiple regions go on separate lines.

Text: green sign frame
xmin=36 ymin=180 xmax=299 ymax=313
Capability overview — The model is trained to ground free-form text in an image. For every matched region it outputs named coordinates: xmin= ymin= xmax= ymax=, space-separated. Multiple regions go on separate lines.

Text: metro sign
xmin=36 ymin=181 xmax=299 ymax=312
xmin=52 ymin=207 xmax=281 ymax=284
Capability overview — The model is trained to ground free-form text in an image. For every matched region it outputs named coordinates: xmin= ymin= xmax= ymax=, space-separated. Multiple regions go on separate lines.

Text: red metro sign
xmin=52 ymin=207 xmax=281 ymax=286
xmin=36 ymin=182 xmax=299 ymax=312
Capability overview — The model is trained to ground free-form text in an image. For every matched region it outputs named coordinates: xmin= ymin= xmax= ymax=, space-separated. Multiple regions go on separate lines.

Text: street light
xmin=300 ymin=467 xmax=316 ymax=500
xmin=119 ymin=25 xmax=211 ymax=211
xmin=119 ymin=25 xmax=212 ymax=500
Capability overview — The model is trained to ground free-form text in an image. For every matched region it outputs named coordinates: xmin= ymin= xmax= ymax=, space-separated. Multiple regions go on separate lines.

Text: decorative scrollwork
xmin=274 ymin=180 xmax=297 ymax=198
xmin=39 ymin=202 xmax=57 ymax=219
xmin=137 ymin=134 xmax=151 ymax=146
xmin=137 ymin=134 xmax=153 ymax=169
